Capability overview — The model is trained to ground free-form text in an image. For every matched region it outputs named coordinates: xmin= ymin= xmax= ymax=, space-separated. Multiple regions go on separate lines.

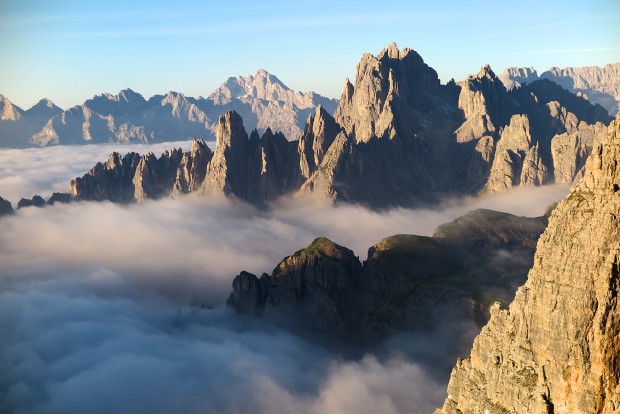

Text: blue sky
xmin=1 ymin=0 xmax=619 ymax=109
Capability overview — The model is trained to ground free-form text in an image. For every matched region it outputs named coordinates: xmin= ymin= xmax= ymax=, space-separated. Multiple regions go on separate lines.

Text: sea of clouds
xmin=0 ymin=142 xmax=571 ymax=413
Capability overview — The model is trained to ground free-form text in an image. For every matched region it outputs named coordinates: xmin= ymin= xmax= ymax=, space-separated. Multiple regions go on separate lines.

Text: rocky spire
xmin=202 ymin=110 xmax=250 ymax=196
xmin=172 ymin=138 xmax=213 ymax=195
xmin=436 ymin=115 xmax=620 ymax=413
xmin=298 ymin=105 xmax=342 ymax=179
xmin=333 ymin=42 xmax=443 ymax=143
xmin=0 ymin=94 xmax=23 ymax=121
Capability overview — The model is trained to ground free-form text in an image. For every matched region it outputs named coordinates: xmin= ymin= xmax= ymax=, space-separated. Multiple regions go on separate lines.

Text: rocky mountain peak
xmin=0 ymin=94 xmax=23 ymax=121
xmin=476 ymin=64 xmax=496 ymax=80
xmin=215 ymin=110 xmax=248 ymax=150
xmin=334 ymin=42 xmax=442 ymax=143
xmin=24 ymin=98 xmax=62 ymax=118
xmin=298 ymin=105 xmax=342 ymax=178
xmin=115 ymin=88 xmax=143 ymax=103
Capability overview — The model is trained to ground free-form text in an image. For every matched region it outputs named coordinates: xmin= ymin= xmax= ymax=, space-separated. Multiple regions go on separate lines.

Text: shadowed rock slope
xmin=227 ymin=209 xmax=548 ymax=342
xmin=435 ymin=115 xmax=620 ymax=414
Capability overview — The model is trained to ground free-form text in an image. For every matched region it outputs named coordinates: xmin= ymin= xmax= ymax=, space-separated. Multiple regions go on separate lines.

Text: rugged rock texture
xmin=500 ymin=63 xmax=620 ymax=116
xmin=334 ymin=42 xmax=450 ymax=144
xmin=1 ymin=70 xmax=335 ymax=148
xmin=455 ymin=69 xmax=610 ymax=193
xmin=436 ymin=116 xmax=620 ymax=414
xmin=172 ymin=139 xmax=213 ymax=195
xmin=227 ymin=209 xmax=548 ymax=341
xmin=69 ymin=151 xmax=143 ymax=202
xmin=68 ymin=112 xmax=301 ymax=207
xmin=298 ymin=105 xmax=342 ymax=179
xmin=0 ymin=95 xmax=63 ymax=147
xmin=0 ymin=196 xmax=13 ymax=216
xmin=209 ymin=69 xmax=338 ymax=140
xmin=202 ymin=111 xmax=301 ymax=207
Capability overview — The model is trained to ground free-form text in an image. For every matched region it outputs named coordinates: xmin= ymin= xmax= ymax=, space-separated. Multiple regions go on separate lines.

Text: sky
xmin=0 ymin=0 xmax=619 ymax=109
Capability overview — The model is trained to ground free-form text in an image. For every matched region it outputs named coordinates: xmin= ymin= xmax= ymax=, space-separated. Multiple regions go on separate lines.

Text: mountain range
xmin=0 ymin=70 xmax=337 ymax=147
xmin=18 ymin=43 xmax=611 ymax=210
xmin=499 ymin=63 xmax=620 ymax=116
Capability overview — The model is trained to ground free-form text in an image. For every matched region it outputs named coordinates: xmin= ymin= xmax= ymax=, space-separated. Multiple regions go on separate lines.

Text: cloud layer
xmin=0 ymin=143 xmax=570 ymax=413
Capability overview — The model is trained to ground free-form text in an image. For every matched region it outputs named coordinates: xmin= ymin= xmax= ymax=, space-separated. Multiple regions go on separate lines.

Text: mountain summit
xmin=208 ymin=69 xmax=338 ymax=140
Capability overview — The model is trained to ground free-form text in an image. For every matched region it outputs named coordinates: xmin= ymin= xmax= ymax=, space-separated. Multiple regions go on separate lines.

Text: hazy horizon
xmin=1 ymin=0 xmax=619 ymax=109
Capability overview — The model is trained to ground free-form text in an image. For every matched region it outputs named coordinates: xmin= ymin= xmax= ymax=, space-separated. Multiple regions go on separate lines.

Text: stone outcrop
xmin=500 ymin=63 xmax=620 ymax=116
xmin=436 ymin=115 xmax=620 ymax=414
xmin=0 ymin=196 xmax=13 ymax=216
xmin=69 ymin=151 xmax=142 ymax=202
xmin=202 ymin=111 xmax=301 ymax=206
xmin=172 ymin=139 xmax=213 ymax=195
xmin=298 ymin=105 xmax=342 ymax=179
xmin=17 ymin=195 xmax=46 ymax=209
xmin=227 ymin=209 xmax=548 ymax=341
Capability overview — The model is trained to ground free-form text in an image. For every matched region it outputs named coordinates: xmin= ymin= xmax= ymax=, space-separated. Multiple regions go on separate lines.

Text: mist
xmin=0 ymin=143 xmax=570 ymax=413
xmin=0 ymin=141 xmax=196 ymax=205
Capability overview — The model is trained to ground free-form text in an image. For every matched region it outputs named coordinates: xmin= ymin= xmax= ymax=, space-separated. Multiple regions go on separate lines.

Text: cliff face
xmin=436 ymin=116 xmax=620 ymax=414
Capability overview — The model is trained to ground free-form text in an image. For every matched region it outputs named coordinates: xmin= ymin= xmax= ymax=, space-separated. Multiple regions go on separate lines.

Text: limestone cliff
xmin=436 ymin=115 xmax=620 ymax=414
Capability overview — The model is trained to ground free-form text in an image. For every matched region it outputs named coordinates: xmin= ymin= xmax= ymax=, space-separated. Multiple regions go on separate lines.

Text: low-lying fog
xmin=0 ymin=142 xmax=570 ymax=413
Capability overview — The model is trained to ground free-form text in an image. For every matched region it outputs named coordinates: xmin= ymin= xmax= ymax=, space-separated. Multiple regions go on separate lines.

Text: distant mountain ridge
xmin=0 ymin=70 xmax=338 ymax=148
xmin=14 ymin=43 xmax=614 ymax=209
xmin=499 ymin=63 xmax=620 ymax=116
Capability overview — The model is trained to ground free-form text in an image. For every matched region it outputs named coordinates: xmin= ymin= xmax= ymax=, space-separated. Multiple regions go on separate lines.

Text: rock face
xmin=0 ymin=95 xmax=63 ymax=147
xmin=1 ymin=70 xmax=336 ymax=148
xmin=0 ymin=196 xmax=13 ymax=216
xmin=227 ymin=209 xmax=548 ymax=341
xmin=436 ymin=116 xmax=620 ymax=414
xmin=499 ymin=63 xmax=620 ymax=116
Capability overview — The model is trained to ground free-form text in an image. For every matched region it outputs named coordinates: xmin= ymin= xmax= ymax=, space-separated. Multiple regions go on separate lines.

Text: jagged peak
xmin=216 ymin=110 xmax=248 ymax=148
xmin=476 ymin=64 xmax=497 ymax=80
xmin=0 ymin=94 xmax=23 ymax=121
